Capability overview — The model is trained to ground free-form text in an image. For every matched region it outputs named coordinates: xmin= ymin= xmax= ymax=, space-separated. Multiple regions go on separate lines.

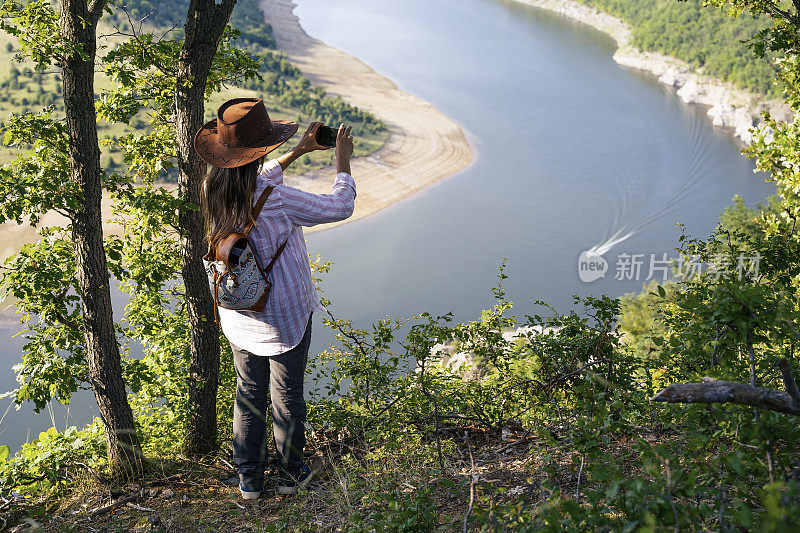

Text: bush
xmin=0 ymin=424 xmax=106 ymax=498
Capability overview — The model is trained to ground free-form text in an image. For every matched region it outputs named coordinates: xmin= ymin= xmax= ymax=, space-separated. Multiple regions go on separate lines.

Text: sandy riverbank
xmin=0 ymin=0 xmax=474 ymax=256
xmin=259 ymin=0 xmax=474 ymax=233
xmin=512 ymin=0 xmax=793 ymax=144
xmin=0 ymin=2 xmax=473 ymax=318
xmin=0 ymin=197 xmax=121 ymax=268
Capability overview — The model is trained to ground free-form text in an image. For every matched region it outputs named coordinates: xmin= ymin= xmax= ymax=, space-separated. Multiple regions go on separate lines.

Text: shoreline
xmin=258 ymin=0 xmax=474 ymax=234
xmin=511 ymin=0 xmax=794 ymax=144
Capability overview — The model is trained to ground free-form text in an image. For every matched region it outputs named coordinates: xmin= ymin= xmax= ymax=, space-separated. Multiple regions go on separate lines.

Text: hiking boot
xmin=239 ymin=478 xmax=263 ymax=500
xmin=277 ymin=464 xmax=313 ymax=495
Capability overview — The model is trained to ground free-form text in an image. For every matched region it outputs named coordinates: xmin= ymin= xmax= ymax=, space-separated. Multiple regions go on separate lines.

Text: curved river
xmin=300 ymin=0 xmax=772 ymax=344
xmin=0 ymin=0 xmax=774 ymax=449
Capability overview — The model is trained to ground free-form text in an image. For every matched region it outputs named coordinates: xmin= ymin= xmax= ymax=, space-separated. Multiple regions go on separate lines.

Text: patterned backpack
xmin=203 ymin=186 xmax=288 ymax=319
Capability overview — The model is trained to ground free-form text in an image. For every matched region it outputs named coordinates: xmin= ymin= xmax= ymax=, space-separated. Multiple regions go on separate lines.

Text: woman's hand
xmin=293 ymin=121 xmax=329 ymax=154
xmin=277 ymin=122 xmax=331 ymax=171
xmin=335 ymin=124 xmax=354 ymax=175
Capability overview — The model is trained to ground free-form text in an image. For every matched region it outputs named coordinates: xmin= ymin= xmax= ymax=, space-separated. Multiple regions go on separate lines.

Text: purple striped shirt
xmin=217 ymin=159 xmax=356 ymax=356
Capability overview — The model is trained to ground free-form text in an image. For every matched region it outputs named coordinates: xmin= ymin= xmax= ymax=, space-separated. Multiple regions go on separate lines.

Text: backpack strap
xmin=243 ymin=186 xmax=275 ymax=237
xmin=207 ymin=185 xmax=275 ymax=256
xmin=263 ymin=239 xmax=288 ymax=276
xmin=246 ymin=184 xmax=288 ymax=276
xmin=212 ymin=269 xmax=220 ymax=323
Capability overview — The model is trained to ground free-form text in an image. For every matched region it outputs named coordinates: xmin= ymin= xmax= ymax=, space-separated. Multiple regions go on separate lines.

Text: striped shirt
xmin=217 ymin=158 xmax=356 ymax=356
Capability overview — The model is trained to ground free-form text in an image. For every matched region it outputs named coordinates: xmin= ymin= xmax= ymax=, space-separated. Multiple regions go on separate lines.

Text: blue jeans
xmin=230 ymin=313 xmax=312 ymax=489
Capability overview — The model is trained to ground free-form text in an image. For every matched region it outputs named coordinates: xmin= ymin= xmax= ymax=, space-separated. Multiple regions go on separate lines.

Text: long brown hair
xmin=201 ymin=157 xmax=264 ymax=250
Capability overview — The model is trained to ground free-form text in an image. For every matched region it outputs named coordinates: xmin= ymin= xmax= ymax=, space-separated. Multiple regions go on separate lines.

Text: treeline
xmin=0 ymin=65 xmax=60 ymax=107
xmin=117 ymin=0 xmax=276 ymax=49
xmin=116 ymin=0 xmax=385 ymax=136
xmin=0 ymin=0 xmax=384 ymax=175
xmin=577 ymin=0 xmax=780 ymax=96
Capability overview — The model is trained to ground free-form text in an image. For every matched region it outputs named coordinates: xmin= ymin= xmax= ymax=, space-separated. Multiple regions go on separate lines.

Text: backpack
xmin=203 ymin=185 xmax=288 ymax=319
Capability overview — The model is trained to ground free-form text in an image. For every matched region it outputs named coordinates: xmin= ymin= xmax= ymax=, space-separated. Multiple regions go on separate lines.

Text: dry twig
xmin=89 ymin=494 xmax=138 ymax=518
xmin=463 ymin=432 xmax=476 ymax=533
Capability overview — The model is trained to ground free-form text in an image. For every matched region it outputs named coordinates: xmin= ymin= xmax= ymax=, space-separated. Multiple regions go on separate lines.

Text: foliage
xmin=0 ymin=228 xmax=86 ymax=410
xmin=1 ymin=110 xmax=82 ymax=224
xmin=0 ymin=0 xmax=386 ymax=175
xmin=3 ymin=260 xmax=800 ymax=528
xmin=0 ymin=423 xmax=106 ymax=497
xmin=618 ymin=195 xmax=780 ymax=363
xmin=619 ymin=279 xmax=675 ymax=364
xmin=718 ymin=193 xmax=781 ymax=238
xmin=0 ymin=0 xmax=84 ymax=69
xmin=288 ymin=259 xmax=800 ymax=531
xmin=575 ymin=0 xmax=780 ymax=95
xmin=346 ymin=488 xmax=438 ymax=532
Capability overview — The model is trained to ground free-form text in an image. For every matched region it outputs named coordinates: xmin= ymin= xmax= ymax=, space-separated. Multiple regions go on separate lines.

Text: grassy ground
xmin=3 ymin=424 xmax=603 ymax=532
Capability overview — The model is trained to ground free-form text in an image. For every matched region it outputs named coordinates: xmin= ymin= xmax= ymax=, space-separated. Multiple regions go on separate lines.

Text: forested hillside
xmin=577 ymin=0 xmax=779 ymax=95
xmin=0 ymin=0 xmax=386 ymax=178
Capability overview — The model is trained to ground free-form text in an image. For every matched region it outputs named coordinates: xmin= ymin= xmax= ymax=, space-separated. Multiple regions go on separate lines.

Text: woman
xmin=195 ymin=97 xmax=356 ymax=498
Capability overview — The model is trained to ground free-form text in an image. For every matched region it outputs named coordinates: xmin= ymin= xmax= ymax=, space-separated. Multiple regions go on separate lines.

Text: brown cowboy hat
xmin=194 ymin=98 xmax=298 ymax=169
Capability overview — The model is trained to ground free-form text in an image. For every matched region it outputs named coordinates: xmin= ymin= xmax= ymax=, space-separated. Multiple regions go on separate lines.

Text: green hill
xmin=577 ymin=0 xmax=780 ymax=96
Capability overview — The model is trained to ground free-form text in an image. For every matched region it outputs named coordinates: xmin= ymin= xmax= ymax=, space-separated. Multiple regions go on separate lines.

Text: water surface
xmin=299 ymin=0 xmax=772 ymax=344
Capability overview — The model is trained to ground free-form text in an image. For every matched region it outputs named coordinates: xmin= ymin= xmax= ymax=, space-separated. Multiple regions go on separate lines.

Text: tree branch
xmin=89 ymin=494 xmax=138 ymax=518
xmin=463 ymin=431 xmax=475 ymax=533
xmin=763 ymin=0 xmax=799 ymax=25
xmin=88 ymin=0 xmax=108 ymax=24
xmin=651 ymin=377 xmax=800 ymax=416
xmin=112 ymin=5 xmax=176 ymax=76
xmin=46 ymin=285 xmax=82 ymax=332
xmin=213 ymin=0 xmax=238 ymax=36
xmin=776 ymin=357 xmax=800 ymax=406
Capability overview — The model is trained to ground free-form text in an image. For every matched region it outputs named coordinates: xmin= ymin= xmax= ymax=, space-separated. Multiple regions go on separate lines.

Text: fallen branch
xmin=9 ymin=473 xmax=49 ymax=486
xmin=495 ymin=432 xmax=533 ymax=455
xmin=71 ymin=461 xmax=107 ymax=484
xmin=318 ymin=441 xmax=370 ymax=455
xmin=218 ymin=457 xmax=237 ymax=474
xmin=651 ymin=377 xmax=800 ymax=416
xmin=362 ymin=393 xmax=405 ymax=431
xmin=575 ymin=455 xmax=585 ymax=505
xmin=89 ymin=494 xmax=138 ymax=518
xmin=126 ymin=502 xmax=156 ymax=512
xmin=0 ymin=498 xmax=15 ymax=514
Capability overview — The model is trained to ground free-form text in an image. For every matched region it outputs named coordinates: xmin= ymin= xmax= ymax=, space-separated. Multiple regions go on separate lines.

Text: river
xmin=0 ymin=0 xmax=774 ymax=450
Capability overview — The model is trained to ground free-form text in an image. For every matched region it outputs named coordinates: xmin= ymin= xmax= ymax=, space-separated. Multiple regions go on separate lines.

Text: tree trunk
xmin=60 ymin=0 xmax=143 ymax=479
xmin=177 ymin=0 xmax=237 ymax=457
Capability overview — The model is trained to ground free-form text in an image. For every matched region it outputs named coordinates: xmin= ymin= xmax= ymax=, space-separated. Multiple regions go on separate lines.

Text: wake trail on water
xmin=589 ymin=106 xmax=726 ymax=257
